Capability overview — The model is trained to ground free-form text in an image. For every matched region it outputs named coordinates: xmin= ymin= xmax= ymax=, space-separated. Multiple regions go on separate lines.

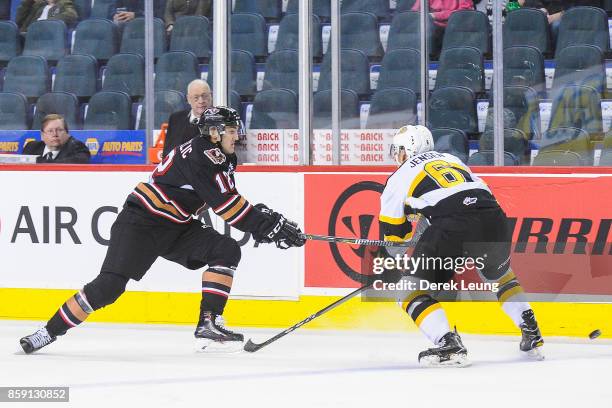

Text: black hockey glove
xmin=254 ymin=204 xmax=306 ymax=249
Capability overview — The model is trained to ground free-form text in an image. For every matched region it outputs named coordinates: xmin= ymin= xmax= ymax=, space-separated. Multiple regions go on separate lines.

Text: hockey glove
xmin=254 ymin=204 xmax=306 ymax=249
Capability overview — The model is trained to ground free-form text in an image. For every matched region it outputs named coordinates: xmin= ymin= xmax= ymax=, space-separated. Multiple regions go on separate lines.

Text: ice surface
xmin=2 ymin=320 xmax=611 ymax=408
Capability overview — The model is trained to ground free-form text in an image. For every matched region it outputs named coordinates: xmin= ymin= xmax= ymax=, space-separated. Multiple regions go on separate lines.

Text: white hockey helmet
xmin=390 ymin=125 xmax=434 ymax=164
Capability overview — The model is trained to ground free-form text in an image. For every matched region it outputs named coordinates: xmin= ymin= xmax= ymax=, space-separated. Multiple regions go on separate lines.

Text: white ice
xmin=1 ymin=320 xmax=611 ymax=408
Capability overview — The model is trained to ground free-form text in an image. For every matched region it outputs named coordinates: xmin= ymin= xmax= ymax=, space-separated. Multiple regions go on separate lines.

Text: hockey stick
xmin=299 ymin=233 xmax=412 ymax=247
xmin=299 ymin=214 xmax=431 ymax=248
xmin=243 ymin=215 xmax=431 ymax=353
xmin=243 ymin=284 xmax=371 ymax=353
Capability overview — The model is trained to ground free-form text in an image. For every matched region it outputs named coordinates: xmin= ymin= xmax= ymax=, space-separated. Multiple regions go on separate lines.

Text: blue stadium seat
xmin=208 ymin=50 xmax=257 ymax=98
xmin=431 ymin=127 xmax=469 ymax=163
xmin=396 ymin=0 xmax=416 ymax=12
xmin=0 ymin=92 xmax=29 ymax=130
xmin=341 ymin=12 xmax=384 ymax=59
xmin=120 ymin=18 xmax=166 ymax=59
xmin=548 ymin=85 xmax=602 ymax=137
xmin=503 ymin=45 xmax=545 ymax=93
xmin=387 ymin=11 xmax=432 ymax=55
xmin=250 ymin=88 xmax=298 ymax=129
xmin=468 ymin=151 xmax=520 ymax=166
xmin=3 ymin=55 xmax=50 ymax=99
xmin=84 ymin=91 xmax=132 ymax=130
xmin=600 ymin=132 xmax=612 ymax=165
xmin=275 ymin=14 xmax=322 ymax=59
xmin=428 ymin=86 xmax=478 ymax=137
xmin=478 ymin=128 xmax=528 ymax=164
xmin=502 ymin=85 xmax=541 ymax=140
xmin=32 ymin=92 xmax=81 ymax=130
xmin=154 ymin=51 xmax=199 ymax=93
xmin=555 ymin=6 xmax=609 ymax=58
xmin=534 ymin=127 xmax=593 ymax=165
xmin=540 ymin=126 xmax=587 ymax=145
xmin=91 ymin=0 xmax=116 ymax=19
xmin=139 ymin=90 xmax=187 ymax=129
xmin=231 ymin=13 xmax=268 ymax=60
xmin=341 ymin=0 xmax=389 ymax=20
xmin=434 ymin=46 xmax=484 ymax=95
xmin=366 ymin=88 xmax=417 ymax=129
xmin=23 ymin=20 xmax=67 ymax=62
xmin=532 ymin=150 xmax=583 ymax=166
xmin=234 ymin=0 xmax=282 ymax=21
xmin=503 ymin=8 xmax=550 ymax=55
xmin=318 ymin=49 xmax=371 ymax=97
xmin=74 ymin=0 xmax=92 ymax=20
xmin=0 ymin=21 xmax=21 ymax=67
xmin=102 ymin=53 xmax=145 ymax=98
xmin=377 ymin=48 xmax=420 ymax=94
xmin=552 ymin=45 xmax=605 ymax=95
xmin=170 ymin=16 xmax=212 ymax=60
xmin=442 ymin=10 xmax=490 ymax=56
xmin=73 ymin=19 xmax=119 ymax=62
xmin=262 ymin=49 xmax=299 ymax=94
xmin=313 ymin=89 xmax=360 ymax=129
xmin=286 ymin=0 xmax=330 ymax=22
xmin=53 ymin=54 xmax=98 ymax=100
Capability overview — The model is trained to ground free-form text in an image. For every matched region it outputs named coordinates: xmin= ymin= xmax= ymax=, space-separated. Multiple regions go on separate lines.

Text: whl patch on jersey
xmin=204 ymin=148 xmax=226 ymax=164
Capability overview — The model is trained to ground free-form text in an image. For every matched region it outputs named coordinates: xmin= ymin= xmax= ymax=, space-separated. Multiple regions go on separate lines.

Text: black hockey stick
xmin=299 ymin=233 xmax=412 ymax=247
xmin=243 ymin=284 xmax=371 ymax=353
xmin=299 ymin=214 xmax=431 ymax=248
xmin=243 ymin=215 xmax=431 ymax=353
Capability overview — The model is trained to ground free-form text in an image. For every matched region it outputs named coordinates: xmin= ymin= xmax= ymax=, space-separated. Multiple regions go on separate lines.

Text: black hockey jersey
xmin=127 ymin=136 xmax=270 ymax=235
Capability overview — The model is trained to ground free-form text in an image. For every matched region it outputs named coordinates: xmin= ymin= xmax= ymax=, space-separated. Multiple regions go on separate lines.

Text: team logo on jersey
xmin=204 ymin=147 xmax=226 ymax=164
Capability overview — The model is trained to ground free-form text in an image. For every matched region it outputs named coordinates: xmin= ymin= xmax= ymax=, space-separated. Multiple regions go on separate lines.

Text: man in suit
xmin=162 ymin=79 xmax=212 ymax=158
xmin=23 ymin=114 xmax=91 ymax=164
xmin=16 ymin=0 xmax=78 ymax=32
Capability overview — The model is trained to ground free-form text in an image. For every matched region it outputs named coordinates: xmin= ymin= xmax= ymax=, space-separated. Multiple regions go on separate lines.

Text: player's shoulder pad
xmin=192 ymin=136 xmax=228 ymax=166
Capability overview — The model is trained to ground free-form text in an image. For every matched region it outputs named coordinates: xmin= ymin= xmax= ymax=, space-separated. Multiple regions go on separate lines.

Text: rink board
xmin=0 ymin=165 xmax=611 ymax=338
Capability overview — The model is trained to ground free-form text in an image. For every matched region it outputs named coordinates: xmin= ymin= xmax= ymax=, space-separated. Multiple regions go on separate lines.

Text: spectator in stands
xmin=1 ymin=0 xmax=11 ymax=20
xmin=23 ymin=114 xmax=91 ymax=163
xmin=411 ymin=0 xmax=474 ymax=56
xmin=162 ymin=79 xmax=212 ymax=158
xmin=112 ymin=0 xmax=165 ymax=24
xmin=164 ymin=0 xmax=211 ymax=33
xmin=16 ymin=0 xmax=78 ymax=32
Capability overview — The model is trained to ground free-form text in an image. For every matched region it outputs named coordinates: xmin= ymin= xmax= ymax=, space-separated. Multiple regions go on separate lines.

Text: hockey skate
xmin=20 ymin=327 xmax=56 ymax=354
xmin=519 ymin=309 xmax=544 ymax=360
xmin=418 ymin=328 xmax=471 ymax=367
xmin=194 ymin=312 xmax=244 ymax=353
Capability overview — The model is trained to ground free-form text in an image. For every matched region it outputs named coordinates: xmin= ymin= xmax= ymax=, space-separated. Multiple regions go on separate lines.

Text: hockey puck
xmin=589 ymin=329 xmax=601 ymax=339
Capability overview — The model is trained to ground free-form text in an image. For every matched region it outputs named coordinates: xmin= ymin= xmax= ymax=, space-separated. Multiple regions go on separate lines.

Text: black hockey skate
xmin=418 ymin=328 xmax=471 ymax=367
xmin=194 ymin=312 xmax=244 ymax=353
xmin=519 ymin=309 xmax=544 ymax=360
xmin=20 ymin=327 xmax=56 ymax=354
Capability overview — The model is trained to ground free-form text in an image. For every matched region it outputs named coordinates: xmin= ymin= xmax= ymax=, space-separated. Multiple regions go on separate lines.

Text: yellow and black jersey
xmin=379 ymin=151 xmax=498 ymax=241
xmin=127 ymin=136 xmax=270 ymax=234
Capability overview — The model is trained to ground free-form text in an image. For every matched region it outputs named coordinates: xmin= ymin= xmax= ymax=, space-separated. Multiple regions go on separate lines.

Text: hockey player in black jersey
xmin=19 ymin=106 xmax=305 ymax=354
xmin=376 ymin=125 xmax=544 ymax=367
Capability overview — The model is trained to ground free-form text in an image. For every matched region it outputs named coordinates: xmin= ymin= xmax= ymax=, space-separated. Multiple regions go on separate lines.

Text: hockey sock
xmin=496 ymin=270 xmax=532 ymax=327
xmin=402 ymin=291 xmax=450 ymax=345
xmin=200 ymin=265 xmax=236 ymax=317
xmin=46 ymin=290 xmax=94 ymax=336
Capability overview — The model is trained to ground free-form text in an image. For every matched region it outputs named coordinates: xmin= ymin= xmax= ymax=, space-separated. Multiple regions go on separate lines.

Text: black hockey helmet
xmin=197 ymin=106 xmax=244 ymax=140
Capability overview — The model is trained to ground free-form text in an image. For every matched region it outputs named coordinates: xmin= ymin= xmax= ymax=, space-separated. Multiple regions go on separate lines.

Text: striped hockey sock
xmin=496 ymin=270 xmax=532 ymax=327
xmin=46 ymin=290 xmax=94 ymax=336
xmin=402 ymin=291 xmax=451 ymax=345
xmin=200 ymin=265 xmax=236 ymax=317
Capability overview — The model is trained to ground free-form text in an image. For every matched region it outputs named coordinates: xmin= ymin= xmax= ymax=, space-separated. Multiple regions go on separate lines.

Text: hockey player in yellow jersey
xmin=378 ymin=125 xmax=544 ymax=367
